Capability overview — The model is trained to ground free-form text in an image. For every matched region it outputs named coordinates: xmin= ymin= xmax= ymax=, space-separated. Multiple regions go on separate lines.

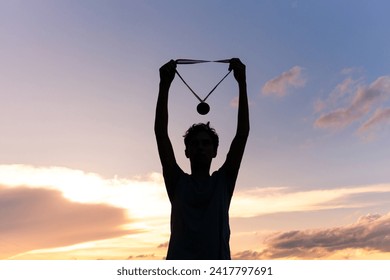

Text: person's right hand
xmin=159 ymin=60 xmax=177 ymax=85
xmin=229 ymin=58 xmax=246 ymax=84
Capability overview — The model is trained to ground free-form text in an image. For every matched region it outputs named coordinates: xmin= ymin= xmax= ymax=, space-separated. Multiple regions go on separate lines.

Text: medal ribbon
xmin=175 ymin=59 xmax=232 ymax=103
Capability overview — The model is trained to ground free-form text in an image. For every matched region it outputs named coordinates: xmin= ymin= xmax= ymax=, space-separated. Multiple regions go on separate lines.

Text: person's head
xmin=183 ymin=122 xmax=219 ymax=163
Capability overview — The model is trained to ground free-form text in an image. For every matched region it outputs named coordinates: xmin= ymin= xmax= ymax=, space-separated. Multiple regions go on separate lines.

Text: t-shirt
xmin=165 ymin=165 xmax=235 ymax=260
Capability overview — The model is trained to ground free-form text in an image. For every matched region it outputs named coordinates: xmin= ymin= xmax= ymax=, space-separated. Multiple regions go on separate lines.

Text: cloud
xmin=157 ymin=241 xmax=169 ymax=248
xmin=0 ymin=164 xmax=171 ymax=259
xmin=358 ymin=108 xmax=390 ymax=133
xmin=0 ymin=164 xmax=170 ymax=220
xmin=135 ymin=253 xmax=155 ymax=258
xmin=262 ymin=66 xmax=306 ymax=97
xmin=233 ymin=212 xmax=390 ymax=259
xmin=314 ymin=72 xmax=363 ymax=113
xmin=0 ymin=186 xmax=132 ymax=259
xmin=230 ymin=184 xmax=390 ymax=218
xmin=314 ymin=75 xmax=390 ymax=132
xmin=233 ymin=250 xmax=263 ymax=260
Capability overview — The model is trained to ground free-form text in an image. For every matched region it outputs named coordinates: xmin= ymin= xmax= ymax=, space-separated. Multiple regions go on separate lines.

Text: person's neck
xmin=190 ymin=164 xmax=211 ymax=179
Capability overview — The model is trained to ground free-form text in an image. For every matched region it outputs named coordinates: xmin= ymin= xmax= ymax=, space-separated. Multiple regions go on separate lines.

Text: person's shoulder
xmin=163 ymin=163 xmax=186 ymax=197
xmin=214 ymin=165 xmax=237 ymax=194
xmin=212 ymin=165 xmax=229 ymax=179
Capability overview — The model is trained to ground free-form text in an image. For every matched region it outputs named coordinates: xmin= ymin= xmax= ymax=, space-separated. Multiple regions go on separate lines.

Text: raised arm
xmin=154 ymin=60 xmax=179 ymax=198
xmin=223 ymin=58 xmax=250 ymax=186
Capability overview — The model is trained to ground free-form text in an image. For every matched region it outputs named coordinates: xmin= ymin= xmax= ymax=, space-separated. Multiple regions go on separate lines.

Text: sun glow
xmin=0 ymin=164 xmax=170 ymax=220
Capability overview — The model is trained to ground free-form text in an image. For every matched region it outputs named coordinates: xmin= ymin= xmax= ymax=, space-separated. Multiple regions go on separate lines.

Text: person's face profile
xmin=185 ymin=131 xmax=216 ymax=162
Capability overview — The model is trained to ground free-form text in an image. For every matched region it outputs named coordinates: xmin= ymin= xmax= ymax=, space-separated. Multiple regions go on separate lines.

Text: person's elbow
xmin=236 ymin=127 xmax=249 ymax=140
xmin=237 ymin=122 xmax=250 ymax=138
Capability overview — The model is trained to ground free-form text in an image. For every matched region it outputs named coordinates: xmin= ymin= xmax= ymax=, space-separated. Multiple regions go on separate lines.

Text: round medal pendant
xmin=197 ymin=102 xmax=210 ymax=115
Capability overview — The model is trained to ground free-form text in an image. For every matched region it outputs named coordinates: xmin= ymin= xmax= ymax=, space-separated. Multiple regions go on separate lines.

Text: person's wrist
xmin=238 ymin=80 xmax=246 ymax=87
xmin=160 ymin=80 xmax=172 ymax=88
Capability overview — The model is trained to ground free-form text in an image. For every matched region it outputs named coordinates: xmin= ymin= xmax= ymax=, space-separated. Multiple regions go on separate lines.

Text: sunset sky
xmin=1 ymin=0 xmax=390 ymax=260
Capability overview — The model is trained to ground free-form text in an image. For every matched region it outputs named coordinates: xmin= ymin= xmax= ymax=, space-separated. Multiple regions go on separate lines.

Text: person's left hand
xmin=229 ymin=58 xmax=246 ymax=83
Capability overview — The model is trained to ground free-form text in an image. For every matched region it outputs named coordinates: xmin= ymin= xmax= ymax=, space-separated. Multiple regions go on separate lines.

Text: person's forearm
xmin=154 ymin=82 xmax=170 ymax=137
xmin=236 ymin=81 xmax=250 ymax=137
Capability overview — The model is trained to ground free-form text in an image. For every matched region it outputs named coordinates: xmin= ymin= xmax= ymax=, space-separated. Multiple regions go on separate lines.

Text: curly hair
xmin=183 ymin=122 xmax=219 ymax=152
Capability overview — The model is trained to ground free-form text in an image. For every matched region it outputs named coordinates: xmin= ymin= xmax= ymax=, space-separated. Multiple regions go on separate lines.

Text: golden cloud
xmin=233 ymin=213 xmax=390 ymax=260
xmin=0 ymin=186 xmax=133 ymax=259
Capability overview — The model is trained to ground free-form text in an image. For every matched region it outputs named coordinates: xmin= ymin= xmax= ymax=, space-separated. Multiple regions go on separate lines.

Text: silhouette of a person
xmin=155 ymin=58 xmax=249 ymax=260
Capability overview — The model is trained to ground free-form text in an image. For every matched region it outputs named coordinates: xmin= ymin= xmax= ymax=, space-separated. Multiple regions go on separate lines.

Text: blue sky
xmin=1 ymin=0 xmax=390 ymax=260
